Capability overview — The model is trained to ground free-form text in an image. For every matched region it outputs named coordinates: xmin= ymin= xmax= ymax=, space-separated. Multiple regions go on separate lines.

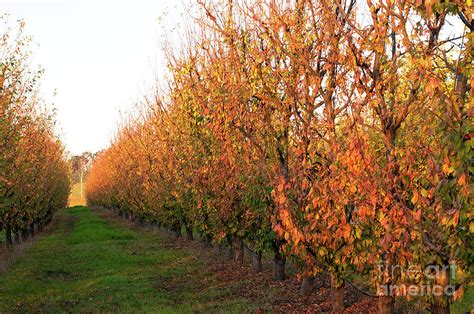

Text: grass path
xmin=1 ymin=206 xmax=471 ymax=313
xmin=0 ymin=206 xmax=257 ymax=313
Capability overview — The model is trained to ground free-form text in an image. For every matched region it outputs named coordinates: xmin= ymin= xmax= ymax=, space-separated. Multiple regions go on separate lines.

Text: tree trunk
xmin=273 ymin=250 xmax=286 ymax=281
xmin=176 ymin=223 xmax=182 ymax=237
xmin=14 ymin=230 xmax=20 ymax=244
xmin=300 ymin=276 xmax=314 ymax=296
xmin=331 ymin=274 xmax=345 ymax=312
xmin=252 ymin=251 xmax=262 ymax=273
xmin=431 ymin=305 xmax=450 ymax=314
xmin=185 ymin=226 xmax=194 ymax=241
xmin=30 ymin=223 xmax=35 ymax=237
xmin=171 ymin=224 xmax=181 ymax=239
xmin=224 ymin=236 xmax=233 ymax=260
xmin=378 ymin=295 xmax=395 ymax=314
xmin=204 ymin=234 xmax=212 ymax=247
xmin=21 ymin=228 xmax=29 ymax=241
xmin=5 ymin=224 xmax=12 ymax=246
xmin=196 ymin=230 xmax=202 ymax=241
xmin=431 ymin=265 xmax=450 ymax=314
xmin=233 ymin=236 xmax=244 ymax=264
xmin=224 ymin=246 xmax=234 ymax=261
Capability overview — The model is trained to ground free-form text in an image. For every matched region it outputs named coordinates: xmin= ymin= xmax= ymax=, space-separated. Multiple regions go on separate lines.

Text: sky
xmin=1 ymin=0 xmax=187 ymax=155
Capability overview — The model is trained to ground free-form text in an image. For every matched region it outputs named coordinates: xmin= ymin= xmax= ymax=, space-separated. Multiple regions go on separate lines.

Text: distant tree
xmin=70 ymin=151 xmax=95 ymax=184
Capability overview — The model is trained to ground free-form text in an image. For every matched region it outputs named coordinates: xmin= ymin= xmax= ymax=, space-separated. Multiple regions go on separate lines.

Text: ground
xmin=0 ymin=206 xmax=471 ymax=313
xmin=68 ymin=182 xmax=86 ymax=207
xmin=0 ymin=207 xmax=260 ymax=312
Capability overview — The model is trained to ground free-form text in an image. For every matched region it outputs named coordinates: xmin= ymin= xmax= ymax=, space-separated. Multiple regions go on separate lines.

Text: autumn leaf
xmin=350 ymin=185 xmax=357 ymax=193
xmin=453 ymin=211 xmax=460 ymax=227
xmin=278 ymin=182 xmax=284 ymax=192
xmin=411 ymin=191 xmax=419 ymax=205
xmin=453 ymin=286 xmax=464 ymax=301
xmin=279 ymin=194 xmax=286 ymax=205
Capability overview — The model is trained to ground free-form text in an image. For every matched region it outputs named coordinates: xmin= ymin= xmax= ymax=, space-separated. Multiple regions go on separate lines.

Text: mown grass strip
xmin=0 ymin=206 xmax=258 ymax=313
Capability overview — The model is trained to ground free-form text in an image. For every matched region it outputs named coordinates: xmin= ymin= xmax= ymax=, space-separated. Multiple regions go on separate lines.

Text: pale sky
xmin=1 ymin=0 xmax=186 ymax=155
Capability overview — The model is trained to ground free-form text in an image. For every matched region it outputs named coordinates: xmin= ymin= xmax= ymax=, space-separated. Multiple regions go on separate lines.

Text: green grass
xmin=1 ymin=206 xmax=470 ymax=313
xmin=0 ymin=206 xmax=258 ymax=313
xmin=452 ymin=285 xmax=474 ymax=314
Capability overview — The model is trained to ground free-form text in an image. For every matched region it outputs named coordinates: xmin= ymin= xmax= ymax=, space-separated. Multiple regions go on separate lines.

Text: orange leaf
xmin=343 ymin=224 xmax=351 ymax=239
xmin=350 ymin=185 xmax=357 ymax=193
xmin=429 ymin=77 xmax=439 ymax=89
xmin=442 ymin=157 xmax=452 ymax=175
xmin=414 ymin=209 xmax=422 ymax=223
xmin=458 ymin=173 xmax=466 ymax=186
xmin=312 ymin=197 xmax=318 ymax=209
xmin=453 ymin=211 xmax=460 ymax=227
xmin=278 ymin=182 xmax=284 ymax=192
xmin=279 ymin=194 xmax=286 ymax=205
xmin=411 ymin=191 xmax=419 ymax=205
xmin=453 ymin=286 xmax=464 ymax=301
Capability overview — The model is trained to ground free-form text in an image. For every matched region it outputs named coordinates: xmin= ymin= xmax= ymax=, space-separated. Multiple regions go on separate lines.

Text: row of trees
xmin=86 ymin=1 xmax=472 ymax=313
xmin=0 ymin=18 xmax=71 ymax=246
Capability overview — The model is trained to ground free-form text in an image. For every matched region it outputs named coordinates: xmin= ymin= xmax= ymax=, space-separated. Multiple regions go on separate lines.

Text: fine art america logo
xmin=377 ymin=262 xmax=457 ymax=297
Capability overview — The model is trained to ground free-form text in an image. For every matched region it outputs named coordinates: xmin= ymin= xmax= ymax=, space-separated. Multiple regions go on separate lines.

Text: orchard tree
xmin=1 ymin=17 xmax=70 ymax=246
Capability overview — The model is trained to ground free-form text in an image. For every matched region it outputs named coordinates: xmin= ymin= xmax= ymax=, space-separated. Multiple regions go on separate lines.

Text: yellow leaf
xmin=442 ymin=157 xmax=453 ymax=175
xmin=411 ymin=191 xmax=419 ymax=205
xmin=318 ymin=247 xmax=325 ymax=257
xmin=350 ymin=185 xmax=357 ymax=193
xmin=442 ymin=162 xmax=450 ymax=174
xmin=458 ymin=173 xmax=467 ymax=186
